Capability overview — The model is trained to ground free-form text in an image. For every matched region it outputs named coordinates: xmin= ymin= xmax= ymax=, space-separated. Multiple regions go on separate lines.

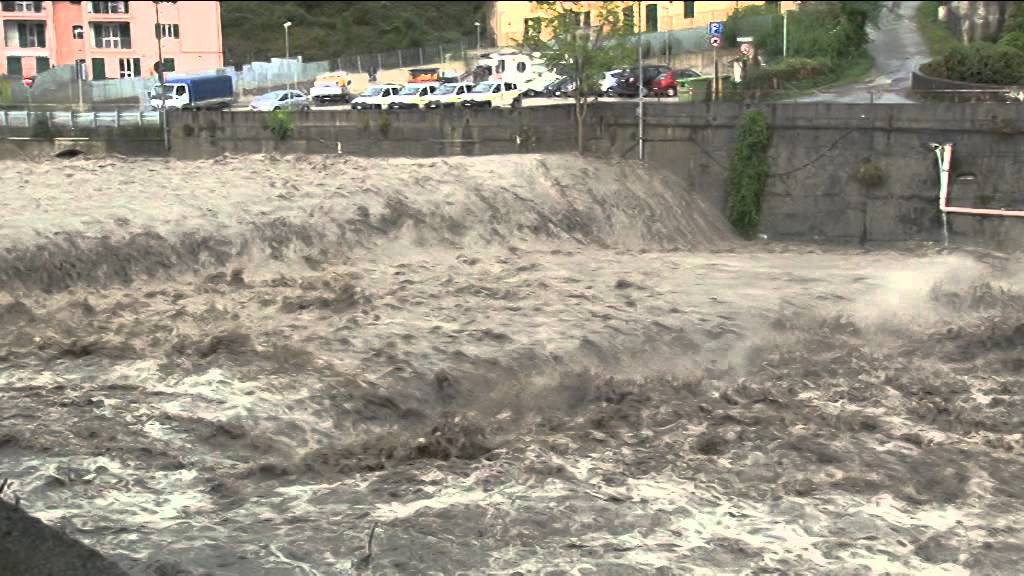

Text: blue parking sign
xmin=708 ymin=21 xmax=724 ymax=37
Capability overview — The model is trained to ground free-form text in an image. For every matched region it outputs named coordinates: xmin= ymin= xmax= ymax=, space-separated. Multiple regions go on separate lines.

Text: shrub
xmin=727 ymin=110 xmax=771 ymax=238
xmin=745 ymin=57 xmax=833 ymax=88
xmin=855 ymin=162 xmax=885 ymax=188
xmin=924 ymin=42 xmax=1024 ymax=85
xmin=998 ymin=31 xmax=1024 ymax=54
xmin=916 ymin=1 xmax=961 ymax=59
xmin=266 ymin=109 xmax=294 ymax=141
xmin=1002 ymin=5 xmax=1024 ymax=37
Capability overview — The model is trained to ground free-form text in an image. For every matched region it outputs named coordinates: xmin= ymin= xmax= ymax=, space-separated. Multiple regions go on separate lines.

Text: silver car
xmin=249 ymin=90 xmax=311 ymax=112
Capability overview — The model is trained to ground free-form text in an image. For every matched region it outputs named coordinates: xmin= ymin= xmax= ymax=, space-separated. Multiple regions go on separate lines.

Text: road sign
xmin=708 ymin=21 xmax=724 ymax=37
xmin=710 ymin=36 xmax=722 ymax=48
xmin=22 ymin=76 xmax=33 ymax=89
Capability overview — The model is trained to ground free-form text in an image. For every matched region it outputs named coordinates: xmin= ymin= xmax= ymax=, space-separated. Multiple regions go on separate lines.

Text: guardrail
xmin=0 ymin=109 xmax=161 ymax=130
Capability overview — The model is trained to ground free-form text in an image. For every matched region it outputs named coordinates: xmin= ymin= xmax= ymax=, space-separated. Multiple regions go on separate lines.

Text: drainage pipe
xmin=930 ymin=142 xmax=1024 ymax=247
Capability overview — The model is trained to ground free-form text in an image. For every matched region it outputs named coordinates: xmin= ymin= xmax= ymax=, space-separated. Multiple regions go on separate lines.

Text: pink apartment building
xmin=1 ymin=0 xmax=222 ymax=80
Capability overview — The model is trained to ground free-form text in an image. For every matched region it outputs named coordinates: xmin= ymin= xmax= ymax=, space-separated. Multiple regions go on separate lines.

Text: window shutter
xmin=132 ymin=57 xmax=140 ymax=76
xmin=36 ymin=56 xmax=49 ymax=72
xmin=38 ymin=23 xmax=45 ymax=47
xmin=155 ymin=23 xmax=159 ymax=38
xmin=1 ymin=2 xmax=15 ymax=12
xmin=92 ymin=57 xmax=106 ymax=80
xmin=121 ymin=22 xmax=131 ymax=49
xmin=123 ymin=0 xmax=128 ymax=13
xmin=33 ymin=1 xmax=41 ymax=11
xmin=6 ymin=56 xmax=22 ymax=77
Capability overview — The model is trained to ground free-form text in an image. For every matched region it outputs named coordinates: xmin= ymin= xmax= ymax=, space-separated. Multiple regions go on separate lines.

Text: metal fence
xmin=0 ymin=109 xmax=160 ymax=129
xmin=335 ymin=35 xmax=493 ymax=73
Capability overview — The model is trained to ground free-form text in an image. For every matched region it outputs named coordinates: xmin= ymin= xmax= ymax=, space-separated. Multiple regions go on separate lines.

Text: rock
xmin=0 ymin=499 xmax=130 ymax=576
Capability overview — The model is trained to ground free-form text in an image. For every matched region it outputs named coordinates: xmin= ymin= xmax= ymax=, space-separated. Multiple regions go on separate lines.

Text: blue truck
xmin=149 ymin=74 xmax=235 ymax=110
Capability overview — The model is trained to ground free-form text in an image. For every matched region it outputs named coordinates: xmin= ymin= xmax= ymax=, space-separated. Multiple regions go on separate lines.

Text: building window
xmin=92 ymin=22 xmax=131 ymax=49
xmin=118 ymin=57 xmax=140 ymax=78
xmin=523 ymin=16 xmax=541 ymax=40
xmin=72 ymin=24 xmax=84 ymax=39
xmin=622 ymin=6 xmax=634 ymax=31
xmin=646 ymin=3 xmax=658 ymax=32
xmin=684 ymin=1 xmax=695 ymax=19
xmin=4 ymin=21 xmax=47 ymax=48
xmin=88 ymin=1 xmax=127 ymax=14
xmin=91 ymin=57 xmax=105 ymax=79
xmin=6 ymin=56 xmax=22 ymax=77
xmin=1 ymin=1 xmax=43 ymax=12
xmin=155 ymin=23 xmax=179 ymax=39
xmin=35 ymin=55 xmax=48 ymax=72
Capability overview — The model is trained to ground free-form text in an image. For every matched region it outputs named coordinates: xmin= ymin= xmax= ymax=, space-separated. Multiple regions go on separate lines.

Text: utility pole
xmin=155 ymin=1 xmax=168 ymax=151
xmin=284 ymin=21 xmax=292 ymax=91
xmin=637 ymin=1 xmax=644 ymax=161
xmin=475 ymin=21 xmax=481 ymax=52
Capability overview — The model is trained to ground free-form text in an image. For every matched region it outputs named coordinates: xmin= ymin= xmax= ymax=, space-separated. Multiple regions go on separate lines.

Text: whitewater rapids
xmin=0 ymin=154 xmax=1022 ymax=575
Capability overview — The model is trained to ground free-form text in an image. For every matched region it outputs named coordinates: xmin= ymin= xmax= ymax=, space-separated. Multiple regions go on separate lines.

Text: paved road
xmin=230 ymin=96 xmax=640 ymax=112
xmin=791 ymin=1 xmax=930 ymax=103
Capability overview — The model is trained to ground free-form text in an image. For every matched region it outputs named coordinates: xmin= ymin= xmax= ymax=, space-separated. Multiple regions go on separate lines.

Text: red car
xmin=649 ymin=68 xmax=677 ymax=96
xmin=610 ymin=65 xmax=677 ymax=97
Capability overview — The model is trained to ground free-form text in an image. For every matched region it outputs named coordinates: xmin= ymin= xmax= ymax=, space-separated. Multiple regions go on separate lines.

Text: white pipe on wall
xmin=930 ymin=142 xmax=1024 ymax=247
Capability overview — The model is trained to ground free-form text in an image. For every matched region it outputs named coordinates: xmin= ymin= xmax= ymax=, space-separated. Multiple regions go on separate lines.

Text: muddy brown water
xmin=0 ymin=155 xmax=1022 ymax=575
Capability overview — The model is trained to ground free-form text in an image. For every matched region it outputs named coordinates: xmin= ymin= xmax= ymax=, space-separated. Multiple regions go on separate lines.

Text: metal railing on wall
xmin=0 ymin=109 xmax=161 ymax=130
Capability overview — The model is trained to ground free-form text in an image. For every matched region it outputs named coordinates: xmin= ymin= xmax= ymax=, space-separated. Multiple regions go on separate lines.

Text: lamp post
xmin=283 ymin=21 xmax=292 ymax=91
xmin=474 ymin=21 xmax=481 ymax=52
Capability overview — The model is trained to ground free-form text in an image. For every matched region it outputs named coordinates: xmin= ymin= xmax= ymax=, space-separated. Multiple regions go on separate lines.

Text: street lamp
xmin=283 ymin=21 xmax=292 ymax=91
xmin=474 ymin=21 xmax=481 ymax=52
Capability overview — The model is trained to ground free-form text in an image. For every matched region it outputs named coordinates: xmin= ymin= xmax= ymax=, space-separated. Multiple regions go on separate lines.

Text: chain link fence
xmin=334 ymin=35 xmax=489 ymax=73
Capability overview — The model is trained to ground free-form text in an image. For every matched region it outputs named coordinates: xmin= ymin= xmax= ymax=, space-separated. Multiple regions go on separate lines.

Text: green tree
xmin=220 ymin=1 xmax=489 ymax=66
xmin=522 ymin=1 xmax=633 ymax=154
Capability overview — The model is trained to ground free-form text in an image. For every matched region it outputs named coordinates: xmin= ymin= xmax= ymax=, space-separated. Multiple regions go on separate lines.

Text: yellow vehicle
xmin=310 ymin=71 xmax=353 ymax=104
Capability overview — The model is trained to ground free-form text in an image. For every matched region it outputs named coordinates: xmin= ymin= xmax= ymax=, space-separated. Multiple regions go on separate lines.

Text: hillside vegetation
xmin=221 ymin=1 xmax=489 ymax=66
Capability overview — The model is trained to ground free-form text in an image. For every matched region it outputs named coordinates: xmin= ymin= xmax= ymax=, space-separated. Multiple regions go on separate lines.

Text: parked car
xmin=350 ymin=84 xmax=403 ymax=110
xmin=249 ymin=89 xmax=310 ymax=112
xmin=309 ymin=71 xmax=352 ymax=104
xmin=388 ymin=82 xmax=441 ymax=110
xmin=521 ymin=72 xmax=560 ymax=97
xmin=462 ymin=81 xmax=523 ymax=108
xmin=674 ymin=68 xmax=702 ymax=81
xmin=610 ymin=65 xmax=676 ymax=98
xmin=425 ymin=82 xmax=475 ymax=109
xmin=543 ymin=76 xmax=601 ymax=98
xmin=150 ymin=75 xmax=235 ymax=110
xmin=600 ymin=69 xmax=625 ymax=95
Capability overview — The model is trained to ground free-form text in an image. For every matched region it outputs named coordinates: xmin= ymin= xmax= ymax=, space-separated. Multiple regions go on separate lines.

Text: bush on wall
xmin=727 ymin=110 xmax=771 ymax=238
xmin=921 ymin=42 xmax=1024 ymax=85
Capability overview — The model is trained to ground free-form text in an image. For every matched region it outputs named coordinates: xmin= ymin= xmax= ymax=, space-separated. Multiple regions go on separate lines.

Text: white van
xmin=388 ymin=82 xmax=441 ymax=110
xmin=350 ymin=84 xmax=403 ymax=110
xmin=461 ymin=81 xmax=523 ymax=108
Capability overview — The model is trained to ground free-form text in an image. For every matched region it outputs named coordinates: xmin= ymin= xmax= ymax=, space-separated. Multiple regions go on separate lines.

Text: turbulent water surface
xmin=0 ymin=155 xmax=1022 ymax=575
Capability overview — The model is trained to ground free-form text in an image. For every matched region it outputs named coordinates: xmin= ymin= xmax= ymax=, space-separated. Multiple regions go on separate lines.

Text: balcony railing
xmin=0 ymin=1 xmax=44 ymax=14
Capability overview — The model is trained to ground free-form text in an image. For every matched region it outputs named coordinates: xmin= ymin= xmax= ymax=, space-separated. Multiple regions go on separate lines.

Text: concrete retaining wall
xmin=166 ymin=106 xmax=578 ymax=159
xmin=910 ymin=69 xmax=1020 ymax=103
xmin=596 ymin=102 xmax=1024 ymax=248
xmin=7 ymin=102 xmax=1024 ymax=248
